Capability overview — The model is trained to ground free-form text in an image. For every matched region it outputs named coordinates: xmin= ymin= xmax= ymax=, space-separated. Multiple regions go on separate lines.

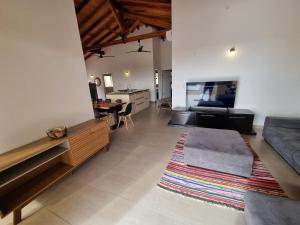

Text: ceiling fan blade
xmin=90 ymin=48 xmax=100 ymax=53
xmin=126 ymin=51 xmax=138 ymax=53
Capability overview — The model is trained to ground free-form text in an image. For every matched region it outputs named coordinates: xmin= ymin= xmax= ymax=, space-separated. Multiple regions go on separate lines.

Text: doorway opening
xmin=156 ymin=69 xmax=172 ymax=100
xmin=155 ymin=69 xmax=172 ymax=112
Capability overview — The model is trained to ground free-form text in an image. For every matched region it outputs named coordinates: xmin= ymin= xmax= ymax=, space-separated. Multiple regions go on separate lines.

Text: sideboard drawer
xmin=68 ymin=120 xmax=109 ymax=166
xmin=225 ymin=114 xmax=254 ymax=133
xmin=196 ymin=113 xmax=225 ymax=128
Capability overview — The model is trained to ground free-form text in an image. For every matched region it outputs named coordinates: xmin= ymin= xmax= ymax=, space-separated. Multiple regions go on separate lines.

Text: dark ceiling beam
xmin=74 ymin=0 xmax=81 ymax=8
xmin=84 ymin=52 xmax=92 ymax=59
xmin=101 ymin=30 xmax=121 ymax=44
xmin=105 ymin=26 xmax=120 ymax=35
xmin=123 ymin=5 xmax=171 ymax=18
xmin=123 ymin=12 xmax=171 ymax=29
xmin=127 ymin=20 xmax=140 ymax=34
xmin=107 ymin=0 xmax=125 ymax=34
xmin=86 ymin=24 xmax=119 ymax=47
xmin=82 ymin=15 xmax=115 ymax=44
xmin=85 ymin=29 xmax=168 ymax=51
xmin=78 ymin=1 xmax=106 ymax=27
xmin=80 ymin=11 xmax=112 ymax=39
xmin=75 ymin=0 xmax=90 ymax=14
xmin=119 ymin=0 xmax=171 ymax=10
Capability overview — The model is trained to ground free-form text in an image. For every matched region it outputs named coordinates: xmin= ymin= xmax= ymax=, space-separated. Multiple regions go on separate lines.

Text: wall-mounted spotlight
xmin=228 ymin=47 xmax=237 ymax=57
xmin=124 ymin=70 xmax=130 ymax=78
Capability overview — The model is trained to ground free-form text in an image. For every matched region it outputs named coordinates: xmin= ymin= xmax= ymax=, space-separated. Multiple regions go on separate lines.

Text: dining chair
xmin=157 ymin=97 xmax=172 ymax=114
xmin=95 ymin=109 xmax=113 ymax=126
xmin=117 ymin=103 xmax=134 ymax=130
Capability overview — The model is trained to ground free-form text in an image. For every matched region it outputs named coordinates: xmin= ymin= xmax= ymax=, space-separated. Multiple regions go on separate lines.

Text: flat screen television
xmin=186 ymin=81 xmax=237 ymax=108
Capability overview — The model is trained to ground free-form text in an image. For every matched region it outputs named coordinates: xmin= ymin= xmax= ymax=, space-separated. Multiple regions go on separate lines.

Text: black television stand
xmin=170 ymin=107 xmax=256 ymax=135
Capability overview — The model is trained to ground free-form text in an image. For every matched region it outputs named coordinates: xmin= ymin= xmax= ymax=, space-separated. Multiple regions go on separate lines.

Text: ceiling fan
xmin=90 ymin=48 xmax=115 ymax=58
xmin=126 ymin=40 xmax=151 ymax=53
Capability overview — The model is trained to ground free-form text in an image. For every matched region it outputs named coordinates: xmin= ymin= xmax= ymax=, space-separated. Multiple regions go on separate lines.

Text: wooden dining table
xmin=94 ymin=102 xmax=125 ymax=129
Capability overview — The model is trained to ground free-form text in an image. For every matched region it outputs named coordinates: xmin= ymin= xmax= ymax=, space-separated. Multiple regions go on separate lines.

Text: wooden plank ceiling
xmin=73 ymin=0 xmax=171 ymax=59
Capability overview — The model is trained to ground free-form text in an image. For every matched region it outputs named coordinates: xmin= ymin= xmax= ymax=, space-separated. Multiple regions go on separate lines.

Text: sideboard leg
xmin=104 ymin=144 xmax=110 ymax=152
xmin=13 ymin=208 xmax=22 ymax=225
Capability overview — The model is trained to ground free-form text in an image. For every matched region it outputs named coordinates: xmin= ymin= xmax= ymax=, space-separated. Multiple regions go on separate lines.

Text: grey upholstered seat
xmin=263 ymin=117 xmax=300 ymax=174
xmin=244 ymin=191 xmax=300 ymax=225
xmin=184 ymin=128 xmax=253 ymax=177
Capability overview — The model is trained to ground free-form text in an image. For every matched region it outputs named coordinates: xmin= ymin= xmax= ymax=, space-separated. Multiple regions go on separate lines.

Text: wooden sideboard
xmin=67 ymin=119 xmax=109 ymax=166
xmin=0 ymin=119 xmax=109 ymax=225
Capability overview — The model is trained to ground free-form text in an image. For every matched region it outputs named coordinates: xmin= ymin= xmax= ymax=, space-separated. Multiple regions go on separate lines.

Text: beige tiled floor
xmin=1 ymin=105 xmax=299 ymax=225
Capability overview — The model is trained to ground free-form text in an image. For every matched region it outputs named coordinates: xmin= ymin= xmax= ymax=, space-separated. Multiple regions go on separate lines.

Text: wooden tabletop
xmin=94 ymin=102 xmax=125 ymax=110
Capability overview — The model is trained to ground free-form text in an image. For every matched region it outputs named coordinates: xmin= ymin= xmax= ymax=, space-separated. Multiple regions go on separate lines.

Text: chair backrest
xmin=105 ymin=99 xmax=111 ymax=103
xmin=123 ymin=103 xmax=132 ymax=116
xmin=159 ymin=97 xmax=172 ymax=108
xmin=115 ymin=104 xmax=123 ymax=112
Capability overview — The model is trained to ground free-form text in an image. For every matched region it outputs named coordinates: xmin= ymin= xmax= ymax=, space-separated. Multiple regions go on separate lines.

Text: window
xmin=103 ymin=74 xmax=113 ymax=87
xmin=154 ymin=70 xmax=159 ymax=85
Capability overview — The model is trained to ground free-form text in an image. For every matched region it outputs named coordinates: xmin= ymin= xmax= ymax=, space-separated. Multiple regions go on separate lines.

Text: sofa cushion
xmin=264 ymin=116 xmax=300 ymax=130
xmin=244 ymin=191 xmax=300 ymax=225
xmin=263 ymin=126 xmax=300 ymax=173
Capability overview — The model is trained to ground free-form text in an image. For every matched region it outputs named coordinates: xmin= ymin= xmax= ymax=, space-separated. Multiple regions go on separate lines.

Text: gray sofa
xmin=244 ymin=191 xmax=300 ymax=225
xmin=263 ymin=116 xmax=300 ymax=174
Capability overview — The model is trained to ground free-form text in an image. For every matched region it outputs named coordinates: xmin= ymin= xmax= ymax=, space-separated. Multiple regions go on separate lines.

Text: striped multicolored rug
xmin=158 ymin=134 xmax=286 ymax=211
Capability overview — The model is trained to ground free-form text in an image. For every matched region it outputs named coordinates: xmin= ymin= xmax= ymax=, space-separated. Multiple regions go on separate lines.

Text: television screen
xmin=186 ymin=81 xmax=237 ymax=108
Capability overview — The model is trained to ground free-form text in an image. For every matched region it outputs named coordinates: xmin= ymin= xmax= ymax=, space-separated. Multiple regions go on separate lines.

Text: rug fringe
xmin=157 ymin=184 xmax=244 ymax=212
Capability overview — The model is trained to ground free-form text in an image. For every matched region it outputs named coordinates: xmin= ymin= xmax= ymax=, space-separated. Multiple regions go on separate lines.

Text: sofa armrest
xmin=264 ymin=116 xmax=300 ymax=130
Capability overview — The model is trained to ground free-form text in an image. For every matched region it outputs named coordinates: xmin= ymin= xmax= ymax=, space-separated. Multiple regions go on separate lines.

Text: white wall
xmin=160 ymin=40 xmax=172 ymax=70
xmin=172 ymin=0 xmax=300 ymax=125
xmin=86 ymin=26 xmax=156 ymax=101
xmin=0 ymin=0 xmax=94 ymax=154
xmin=153 ymin=37 xmax=172 ymax=71
xmin=153 ymin=37 xmax=172 ymax=100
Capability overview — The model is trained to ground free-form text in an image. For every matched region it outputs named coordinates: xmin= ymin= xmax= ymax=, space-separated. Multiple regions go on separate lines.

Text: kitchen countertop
xmin=107 ymin=89 xmax=149 ymax=95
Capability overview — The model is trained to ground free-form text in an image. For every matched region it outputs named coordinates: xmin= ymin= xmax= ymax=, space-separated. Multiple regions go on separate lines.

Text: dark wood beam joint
xmin=85 ymin=29 xmax=169 ymax=51
xmin=127 ymin=20 xmax=140 ymax=34
xmin=123 ymin=13 xmax=171 ymax=29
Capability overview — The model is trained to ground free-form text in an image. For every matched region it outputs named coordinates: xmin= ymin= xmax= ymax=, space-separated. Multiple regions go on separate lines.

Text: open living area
xmin=1 ymin=0 xmax=300 ymax=225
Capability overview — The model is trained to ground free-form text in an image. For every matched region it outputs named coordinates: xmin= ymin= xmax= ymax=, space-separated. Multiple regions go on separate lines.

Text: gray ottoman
xmin=245 ymin=191 xmax=300 ymax=225
xmin=184 ymin=128 xmax=254 ymax=177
